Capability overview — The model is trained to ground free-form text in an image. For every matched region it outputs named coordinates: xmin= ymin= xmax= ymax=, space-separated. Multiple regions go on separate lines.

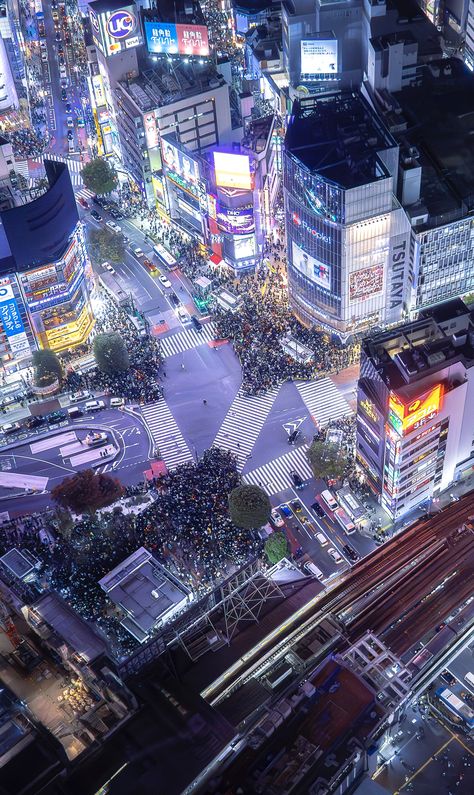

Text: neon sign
xmin=388 ymin=384 xmax=443 ymax=436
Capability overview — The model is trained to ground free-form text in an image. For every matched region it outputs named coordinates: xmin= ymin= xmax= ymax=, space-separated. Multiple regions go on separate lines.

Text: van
xmin=191 ymin=315 xmax=203 ymax=332
xmin=315 ymin=532 xmax=328 ymax=547
xmin=85 ymin=400 xmax=105 ymax=412
xmin=67 ymin=406 xmax=83 ymax=418
xmin=305 ymin=562 xmax=324 ymax=580
xmin=320 ymin=489 xmax=338 ymax=511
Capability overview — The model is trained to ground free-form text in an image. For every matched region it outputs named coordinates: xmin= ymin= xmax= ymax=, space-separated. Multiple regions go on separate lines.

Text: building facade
xmin=283 ymin=92 xmax=410 ymax=341
xmin=356 ymin=299 xmax=474 ymax=518
xmin=0 ymin=161 xmax=94 ymax=369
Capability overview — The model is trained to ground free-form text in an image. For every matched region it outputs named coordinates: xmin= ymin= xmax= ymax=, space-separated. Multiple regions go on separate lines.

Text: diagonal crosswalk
xmin=141 ymin=400 xmax=194 ymax=470
xmin=159 ymin=322 xmax=216 ymax=358
xmin=212 ymin=387 xmax=280 ymax=470
xmin=243 ymin=446 xmax=313 ymax=495
xmin=296 ymin=378 xmax=352 ymax=426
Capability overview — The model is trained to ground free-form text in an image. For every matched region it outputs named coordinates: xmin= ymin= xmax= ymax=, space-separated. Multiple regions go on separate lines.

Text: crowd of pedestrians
xmin=65 ymin=296 xmax=163 ymax=403
xmin=213 ymin=271 xmax=359 ymax=395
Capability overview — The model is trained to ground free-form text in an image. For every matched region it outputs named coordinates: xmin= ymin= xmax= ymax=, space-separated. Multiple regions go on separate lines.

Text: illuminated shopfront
xmin=18 ymin=225 xmax=95 ymax=353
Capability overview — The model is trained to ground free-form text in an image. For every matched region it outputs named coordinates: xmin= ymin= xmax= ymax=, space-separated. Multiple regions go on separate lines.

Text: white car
xmin=102 ymin=261 xmax=115 ymax=275
xmin=67 ymin=117 xmax=74 ymax=128
xmin=159 ymin=275 xmax=171 ymax=288
xmin=132 ymin=247 xmax=144 ymax=258
xmin=110 ymin=396 xmax=124 ymax=407
xmin=70 ymin=390 xmax=91 ymax=403
xmin=105 ymin=220 xmax=121 ymax=234
xmin=328 ymin=547 xmax=343 ymax=565
xmin=1 ymin=422 xmax=20 ymax=435
xmin=177 ymin=308 xmax=189 ymax=324
xmin=315 ymin=532 xmax=328 ymax=547
xmin=271 ymin=508 xmax=284 ymax=527
xmin=85 ymin=431 xmax=108 ymax=447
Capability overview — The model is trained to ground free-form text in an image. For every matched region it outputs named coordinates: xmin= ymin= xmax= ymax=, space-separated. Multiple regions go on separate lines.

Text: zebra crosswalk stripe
xmin=75 ymin=187 xmax=95 ymax=202
xmin=212 ymin=387 xmax=279 ymax=471
xmin=159 ymin=322 xmax=216 ymax=358
xmin=243 ymin=446 xmax=312 ymax=495
xmin=296 ymin=378 xmax=352 ymax=426
xmin=141 ymin=400 xmax=194 ymax=470
xmin=14 ymin=159 xmax=30 ymax=178
xmin=32 ymin=154 xmax=84 ymax=187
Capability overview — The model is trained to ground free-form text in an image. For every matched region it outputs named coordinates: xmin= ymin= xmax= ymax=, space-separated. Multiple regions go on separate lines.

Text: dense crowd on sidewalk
xmin=214 ymin=272 xmax=359 ymax=395
xmin=0 ymin=449 xmax=263 ymax=657
xmin=65 ymin=296 xmax=163 ymax=403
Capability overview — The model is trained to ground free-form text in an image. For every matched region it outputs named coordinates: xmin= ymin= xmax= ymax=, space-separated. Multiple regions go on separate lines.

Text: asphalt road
xmin=41 ymin=2 xmax=85 ymax=156
xmin=0 ymin=407 xmax=152 ymax=517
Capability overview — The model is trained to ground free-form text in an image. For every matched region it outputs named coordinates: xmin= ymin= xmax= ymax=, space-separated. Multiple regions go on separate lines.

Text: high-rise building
xmin=356 ymin=299 xmax=474 ymax=518
xmin=0 ymin=161 xmax=95 ymax=369
xmin=283 ymin=91 xmax=411 ymax=341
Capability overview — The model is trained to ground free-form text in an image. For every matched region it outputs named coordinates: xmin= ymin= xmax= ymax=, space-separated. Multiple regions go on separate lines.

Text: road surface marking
xmin=31 ymin=431 xmax=77 ymax=453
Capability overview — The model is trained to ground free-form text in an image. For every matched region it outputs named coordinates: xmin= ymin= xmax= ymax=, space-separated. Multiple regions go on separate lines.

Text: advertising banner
xmin=143 ymin=111 xmax=159 ymax=150
xmin=214 ymin=152 xmax=252 ymax=190
xmin=349 ymin=265 xmax=384 ymax=302
xmin=91 ymin=3 xmax=142 ymax=57
xmin=388 ymin=385 xmax=443 ymax=436
xmin=145 ymin=20 xmax=209 ymax=57
xmin=291 ymin=241 xmax=331 ymax=289
xmin=216 ymin=205 xmax=255 ymax=235
xmin=301 ymin=39 xmax=338 ymax=75
xmin=0 ymin=282 xmax=30 ymax=358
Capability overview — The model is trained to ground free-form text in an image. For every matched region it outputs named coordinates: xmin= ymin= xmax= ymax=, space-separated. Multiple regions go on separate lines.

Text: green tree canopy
xmin=93 ymin=332 xmax=130 ymax=375
xmin=87 ymin=226 xmax=125 ymax=264
xmin=51 ymin=469 xmax=124 ymax=515
xmin=32 ymin=349 xmax=63 ymax=387
xmin=228 ymin=484 xmax=271 ymax=529
xmin=307 ymin=440 xmax=346 ymax=482
xmin=81 ymin=158 xmax=118 ymax=195
xmin=264 ymin=531 xmax=288 ymax=564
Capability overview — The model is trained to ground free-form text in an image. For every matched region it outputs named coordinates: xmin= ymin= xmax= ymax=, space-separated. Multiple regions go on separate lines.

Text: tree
xmin=228 ymin=484 xmax=271 ymax=529
xmin=307 ymin=440 xmax=346 ymax=482
xmin=265 ymin=531 xmax=288 ymax=564
xmin=51 ymin=469 xmax=124 ymax=515
xmin=87 ymin=226 xmax=125 ymax=264
xmin=32 ymin=349 xmax=63 ymax=387
xmin=81 ymin=158 xmax=118 ymax=195
xmin=93 ymin=332 xmax=130 ymax=375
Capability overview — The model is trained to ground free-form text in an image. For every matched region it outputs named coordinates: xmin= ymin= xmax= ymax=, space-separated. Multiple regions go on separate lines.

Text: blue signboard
xmin=0 ymin=296 xmax=25 ymax=337
xmin=145 ymin=20 xmax=178 ymax=54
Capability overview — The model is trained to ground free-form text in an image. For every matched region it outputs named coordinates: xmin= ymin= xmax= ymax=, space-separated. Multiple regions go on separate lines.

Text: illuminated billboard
xmin=144 ymin=20 xmax=209 ymax=57
xmin=216 ymin=205 xmax=255 ymax=235
xmin=0 ymin=281 xmax=30 ymax=358
xmin=291 ymin=241 xmax=331 ymax=289
xmin=143 ymin=111 xmax=159 ymax=150
xmin=89 ymin=2 xmax=142 ymax=57
xmin=388 ymin=385 xmax=443 ymax=436
xmin=162 ymin=139 xmax=200 ymax=183
xmin=349 ymin=265 xmax=384 ymax=302
xmin=301 ymin=39 xmax=338 ymax=75
xmin=214 ymin=152 xmax=252 ymax=190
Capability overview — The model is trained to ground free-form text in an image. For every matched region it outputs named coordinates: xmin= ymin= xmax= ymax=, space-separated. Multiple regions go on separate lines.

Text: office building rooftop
xmin=382 ymin=58 xmax=474 ymax=225
xmin=99 ymin=547 xmax=190 ymax=643
xmin=118 ymin=60 xmax=225 ymax=111
xmin=362 ymin=299 xmax=474 ymax=392
xmin=285 ymin=91 xmax=396 ymax=188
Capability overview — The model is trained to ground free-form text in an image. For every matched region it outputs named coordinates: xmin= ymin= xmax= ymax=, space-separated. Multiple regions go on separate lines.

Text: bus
xmin=334 ymin=507 xmax=356 ymax=535
xmin=465 ymin=672 xmax=474 ymax=687
xmin=153 ymin=243 xmax=178 ymax=270
xmin=436 ymin=687 xmax=474 ymax=728
xmin=320 ymin=489 xmax=338 ymax=512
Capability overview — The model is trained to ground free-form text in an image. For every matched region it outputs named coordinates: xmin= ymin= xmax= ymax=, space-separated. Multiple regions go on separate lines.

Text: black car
xmin=343 ymin=544 xmax=360 ymax=562
xmin=90 ymin=209 xmax=102 ymax=221
xmin=46 ymin=410 xmax=67 ymax=424
xmin=61 ymin=88 xmax=67 ymax=101
xmin=191 ymin=315 xmax=203 ymax=332
xmin=65 ymin=102 xmax=72 ymax=113
xmin=291 ymin=470 xmax=304 ymax=490
xmin=24 ymin=415 xmax=45 ymax=430
xmin=109 ymin=208 xmax=123 ymax=219
xmin=169 ymin=293 xmax=180 ymax=306
xmin=311 ymin=501 xmax=325 ymax=518
xmin=67 ymin=131 xmax=73 ymax=140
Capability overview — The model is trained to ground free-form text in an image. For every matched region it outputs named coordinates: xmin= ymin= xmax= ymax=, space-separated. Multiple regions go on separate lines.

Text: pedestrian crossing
xmin=33 ymin=153 xmax=84 ymax=187
xmin=141 ymin=400 xmax=194 ymax=470
xmin=296 ymin=377 xmax=352 ymax=427
xmin=159 ymin=322 xmax=216 ymax=358
xmin=212 ymin=387 xmax=279 ymax=470
xmin=14 ymin=159 xmax=30 ymax=178
xmin=75 ymin=187 xmax=95 ymax=203
xmin=243 ymin=445 xmax=313 ymax=496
